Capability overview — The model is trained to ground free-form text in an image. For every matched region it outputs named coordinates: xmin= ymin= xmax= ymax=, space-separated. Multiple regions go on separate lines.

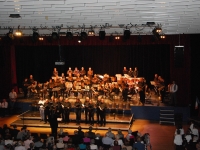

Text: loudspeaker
xmin=174 ymin=46 xmax=184 ymax=67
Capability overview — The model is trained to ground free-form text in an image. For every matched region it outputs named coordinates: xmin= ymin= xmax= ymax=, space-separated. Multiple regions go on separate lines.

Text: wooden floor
xmin=0 ymin=115 xmax=189 ymax=150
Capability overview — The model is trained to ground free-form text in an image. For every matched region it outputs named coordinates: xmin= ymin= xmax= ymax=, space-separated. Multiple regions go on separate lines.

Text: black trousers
xmin=85 ymin=108 xmax=89 ymax=123
xmin=75 ymin=108 xmax=81 ymax=124
xmin=64 ymin=109 xmax=70 ymax=123
xmin=96 ymin=109 xmax=100 ymax=124
xmin=89 ymin=110 xmax=94 ymax=125
xmin=100 ymin=110 xmax=106 ymax=126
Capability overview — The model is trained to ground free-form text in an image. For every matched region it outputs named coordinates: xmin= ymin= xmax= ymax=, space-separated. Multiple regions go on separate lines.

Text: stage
xmin=10 ymin=90 xmax=191 ymax=131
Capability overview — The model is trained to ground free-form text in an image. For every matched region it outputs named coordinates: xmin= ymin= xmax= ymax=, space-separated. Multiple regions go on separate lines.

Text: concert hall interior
xmin=1 ymin=33 xmax=200 ymax=150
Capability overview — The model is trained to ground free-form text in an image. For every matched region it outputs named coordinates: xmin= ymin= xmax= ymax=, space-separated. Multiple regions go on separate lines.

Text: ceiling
xmin=0 ymin=0 xmax=200 ymax=36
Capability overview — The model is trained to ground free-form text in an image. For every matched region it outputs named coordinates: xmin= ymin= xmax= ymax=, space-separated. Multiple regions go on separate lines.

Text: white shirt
xmin=185 ymin=135 xmax=192 ymax=143
xmin=14 ymin=146 xmax=26 ymax=150
xmin=38 ymin=100 xmax=45 ymax=108
xmin=9 ymin=92 xmax=17 ymax=99
xmin=24 ymin=139 xmax=33 ymax=150
xmin=170 ymin=84 xmax=178 ymax=93
xmin=192 ymin=128 xmax=199 ymax=137
xmin=1 ymin=101 xmax=8 ymax=108
xmin=174 ymin=134 xmax=183 ymax=145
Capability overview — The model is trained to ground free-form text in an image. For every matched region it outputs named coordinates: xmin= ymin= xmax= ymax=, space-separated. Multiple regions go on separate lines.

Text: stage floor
xmin=10 ymin=111 xmax=134 ymax=131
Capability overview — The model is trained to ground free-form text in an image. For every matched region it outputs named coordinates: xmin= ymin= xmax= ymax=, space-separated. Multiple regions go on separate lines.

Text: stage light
xmin=39 ymin=37 xmax=43 ymax=41
xmin=7 ymin=28 xmax=14 ymax=40
xmin=153 ymin=27 xmax=162 ymax=34
xmin=160 ymin=34 xmax=166 ymax=39
xmin=78 ymin=36 xmax=82 ymax=43
xmin=123 ymin=29 xmax=130 ymax=40
xmin=80 ymin=31 xmax=87 ymax=40
xmin=15 ymin=30 xmax=22 ymax=36
xmin=88 ymin=30 xmax=95 ymax=35
xmin=52 ymin=32 xmax=59 ymax=40
xmin=99 ymin=30 xmax=106 ymax=40
xmin=115 ymin=36 xmax=120 ymax=40
xmin=66 ymin=32 xmax=73 ymax=40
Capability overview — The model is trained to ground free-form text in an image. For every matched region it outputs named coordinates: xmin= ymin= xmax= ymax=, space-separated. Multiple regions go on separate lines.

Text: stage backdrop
xmin=0 ymin=34 xmax=191 ymax=107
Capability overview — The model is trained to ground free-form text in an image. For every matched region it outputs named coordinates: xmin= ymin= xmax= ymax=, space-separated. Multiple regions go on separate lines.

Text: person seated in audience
xmin=79 ymin=140 xmax=86 ymax=150
xmin=87 ymin=126 xmax=95 ymax=139
xmin=15 ymin=141 xmax=26 ymax=150
xmin=4 ymin=134 xmax=14 ymax=146
xmin=27 ymin=143 xmax=34 ymax=150
xmin=24 ymin=136 xmax=33 ymax=150
xmin=78 ymin=126 xmax=85 ymax=139
xmin=112 ymin=140 xmax=121 ymax=150
xmin=2 ymin=124 xmax=12 ymax=139
xmin=0 ymin=139 xmax=5 ymax=150
xmin=133 ymin=136 xmax=145 ymax=150
xmin=83 ymin=132 xmax=91 ymax=145
xmin=62 ymin=132 xmax=70 ymax=143
xmin=90 ymin=139 xmax=98 ymax=150
xmin=114 ymin=135 xmax=124 ymax=147
xmin=0 ymin=99 xmax=8 ymax=117
xmin=106 ymin=128 xmax=115 ymax=139
xmin=34 ymin=137 xmax=44 ymax=150
xmin=17 ymin=127 xmax=28 ymax=141
xmin=11 ymin=125 xmax=20 ymax=140
xmin=56 ymin=139 xmax=65 ymax=149
xmin=123 ymin=140 xmax=132 ymax=150
xmin=102 ymin=133 xmax=113 ymax=148
xmin=125 ymin=129 xmax=134 ymax=142
xmin=72 ymin=130 xmax=81 ymax=147
xmin=94 ymin=133 xmax=102 ymax=149
xmin=116 ymin=129 xmax=124 ymax=139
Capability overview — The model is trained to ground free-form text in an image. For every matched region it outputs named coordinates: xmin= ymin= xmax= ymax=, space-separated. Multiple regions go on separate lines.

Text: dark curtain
xmin=15 ymin=44 xmax=170 ymax=89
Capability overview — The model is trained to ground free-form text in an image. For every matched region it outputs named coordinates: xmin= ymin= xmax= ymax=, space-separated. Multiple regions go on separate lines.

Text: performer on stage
xmin=49 ymin=105 xmax=59 ymax=139
xmin=158 ymin=76 xmax=165 ymax=103
xmin=44 ymin=99 xmax=51 ymax=124
xmin=74 ymin=98 xmax=82 ymax=125
xmin=22 ymin=78 xmax=29 ymax=98
xmin=88 ymin=99 xmax=95 ymax=126
xmin=67 ymin=67 xmax=73 ymax=77
xmin=47 ymin=79 xmax=55 ymax=99
xmin=38 ymin=97 xmax=46 ymax=122
xmin=99 ymin=98 xmax=107 ymax=127
xmin=80 ymin=67 xmax=86 ymax=77
xmin=87 ymin=67 xmax=93 ymax=79
xmin=9 ymin=88 xmax=17 ymax=113
xmin=52 ymin=68 xmax=58 ymax=77
xmin=133 ymin=67 xmax=138 ymax=78
xmin=138 ymin=78 xmax=146 ymax=105
xmin=123 ymin=67 xmax=128 ymax=75
xmin=84 ymin=97 xmax=90 ymax=124
xmin=63 ymin=98 xmax=71 ymax=124
xmin=96 ymin=97 xmax=101 ymax=125
xmin=73 ymin=67 xmax=79 ymax=77
xmin=128 ymin=68 xmax=133 ymax=77
xmin=169 ymin=81 xmax=178 ymax=106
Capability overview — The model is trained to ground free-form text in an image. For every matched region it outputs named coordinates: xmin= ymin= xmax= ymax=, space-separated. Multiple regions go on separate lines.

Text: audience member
xmin=24 ymin=136 xmax=33 ymax=150
xmin=87 ymin=126 xmax=95 ymax=139
xmin=106 ymin=128 xmax=115 ymax=139
xmin=0 ymin=99 xmax=8 ymax=117
xmin=90 ymin=139 xmax=98 ymax=150
xmin=133 ymin=136 xmax=145 ymax=150
xmin=14 ymin=141 xmax=26 ymax=150
xmin=116 ymin=129 xmax=124 ymax=139
xmin=102 ymin=133 xmax=113 ymax=149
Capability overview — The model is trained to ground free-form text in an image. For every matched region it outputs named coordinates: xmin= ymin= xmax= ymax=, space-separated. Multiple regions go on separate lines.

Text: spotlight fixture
xmin=39 ymin=37 xmax=43 ymax=41
xmin=15 ymin=30 xmax=22 ymax=36
xmin=115 ymin=35 xmax=120 ymax=40
xmin=7 ymin=28 xmax=14 ymax=40
xmin=152 ymin=28 xmax=160 ymax=40
xmin=99 ymin=30 xmax=106 ymax=40
xmin=80 ymin=31 xmax=87 ymax=40
xmin=160 ymin=34 xmax=166 ymax=39
xmin=78 ymin=36 xmax=82 ymax=43
xmin=153 ymin=27 xmax=162 ymax=33
xmin=88 ymin=30 xmax=95 ymax=35
xmin=66 ymin=32 xmax=73 ymax=40
xmin=52 ymin=32 xmax=59 ymax=40
xmin=123 ymin=29 xmax=130 ymax=40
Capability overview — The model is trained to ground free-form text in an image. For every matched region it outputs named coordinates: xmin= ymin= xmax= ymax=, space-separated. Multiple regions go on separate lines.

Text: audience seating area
xmin=0 ymin=124 xmax=152 ymax=150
